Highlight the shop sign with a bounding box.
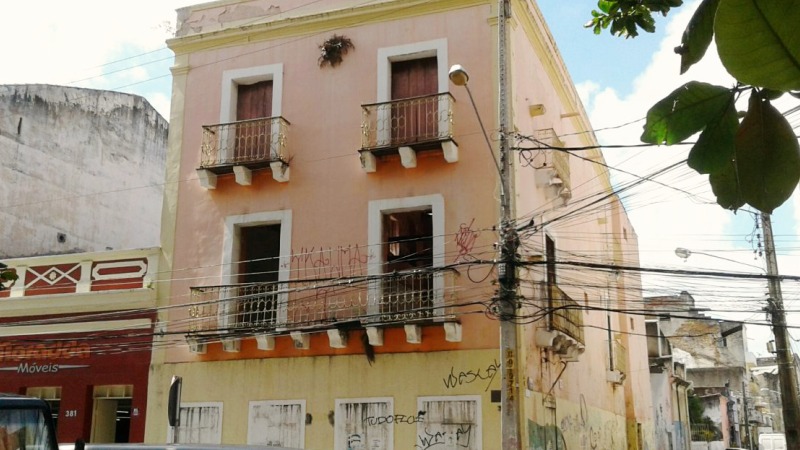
[0,341,91,374]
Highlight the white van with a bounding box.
[758,433,787,450]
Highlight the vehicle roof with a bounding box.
[0,393,50,408]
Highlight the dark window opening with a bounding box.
[238,224,280,327]
[381,209,433,316]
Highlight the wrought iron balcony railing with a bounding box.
[199,116,290,171]
[548,284,585,345]
[188,271,453,338]
[612,338,627,374]
[360,93,455,153]
[188,283,279,334]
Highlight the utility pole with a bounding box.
[497,0,521,448]
[762,213,800,448]
[742,380,753,449]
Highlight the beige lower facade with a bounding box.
[146,346,652,449]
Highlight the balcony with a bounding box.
[359,93,458,172]
[607,338,627,385]
[0,248,159,318]
[535,283,585,361]
[196,116,290,188]
[186,270,459,352]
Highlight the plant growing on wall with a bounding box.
[318,34,354,68]
[0,262,17,290]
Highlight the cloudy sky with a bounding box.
[3,0,798,356]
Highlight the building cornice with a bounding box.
[168,0,489,56]
[0,318,152,337]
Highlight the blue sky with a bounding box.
[2,0,797,356]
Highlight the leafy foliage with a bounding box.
[586,0,684,37]
[318,35,354,68]
[0,262,17,290]
[590,0,800,213]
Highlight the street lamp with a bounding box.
[674,247,764,272]
[448,65,503,183]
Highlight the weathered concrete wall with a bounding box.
[0,84,167,258]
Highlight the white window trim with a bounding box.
[170,401,224,445]
[367,194,445,318]
[222,210,292,325]
[417,395,482,450]
[376,38,448,102]
[247,399,306,447]
[220,63,284,123]
[376,39,449,147]
[334,397,394,450]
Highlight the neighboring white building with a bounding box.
[0,84,168,258]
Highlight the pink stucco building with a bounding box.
[146,1,654,448]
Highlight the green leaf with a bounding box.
[688,96,738,174]
[678,0,720,74]
[709,160,745,211]
[598,0,615,14]
[715,0,800,91]
[761,89,784,100]
[641,81,734,145]
[735,94,800,213]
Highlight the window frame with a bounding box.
[220,64,284,124]
[376,39,449,146]
[367,194,445,319]
[222,210,292,326]
[247,399,306,448]
[416,395,482,450]
[333,397,394,450]
[171,402,224,445]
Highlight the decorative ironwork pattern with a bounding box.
[361,93,454,150]
[188,272,455,336]
[379,271,434,322]
[613,339,627,374]
[189,283,279,333]
[548,284,585,345]
[200,116,289,168]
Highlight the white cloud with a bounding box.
[2,0,192,118]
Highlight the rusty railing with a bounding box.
[361,93,454,150]
[188,283,279,333]
[548,284,585,345]
[200,116,289,168]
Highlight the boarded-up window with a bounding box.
[391,57,438,144]
[416,396,480,450]
[334,398,393,450]
[174,403,223,444]
[235,80,273,162]
[247,400,304,448]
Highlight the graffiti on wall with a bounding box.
[442,359,500,391]
[528,395,627,450]
[528,421,566,450]
[416,424,474,450]
[286,245,374,279]
[282,244,375,314]
[453,219,480,263]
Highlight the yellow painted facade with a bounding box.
[148,349,501,448]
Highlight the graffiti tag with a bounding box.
[443,359,500,391]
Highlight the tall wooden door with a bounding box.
[390,57,437,145]
[235,80,273,163]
